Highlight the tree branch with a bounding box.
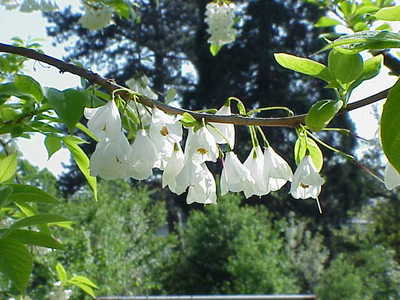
[0,42,390,128]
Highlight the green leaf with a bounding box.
[210,44,221,56]
[14,74,43,103]
[68,279,96,298]
[305,100,343,132]
[165,88,177,103]
[0,238,32,291]
[0,153,17,183]
[375,6,400,21]
[294,135,323,171]
[0,185,12,206]
[63,136,97,200]
[274,53,332,82]
[180,112,197,127]
[69,275,98,288]
[7,184,58,204]
[315,16,341,27]
[4,214,69,237]
[46,88,88,131]
[56,263,68,283]
[44,135,62,159]
[381,80,400,173]
[3,229,63,249]
[328,50,363,84]
[321,31,400,54]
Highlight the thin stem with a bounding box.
[247,106,294,117]
[255,126,270,147]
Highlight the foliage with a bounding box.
[160,195,300,294]
[31,180,173,298]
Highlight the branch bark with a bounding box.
[0,42,390,128]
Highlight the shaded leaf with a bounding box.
[14,74,43,103]
[7,184,58,204]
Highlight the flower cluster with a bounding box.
[205,1,236,47]
[1,0,57,12]
[78,3,113,30]
[86,99,326,205]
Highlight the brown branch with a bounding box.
[0,42,390,128]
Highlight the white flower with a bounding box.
[209,104,235,148]
[243,146,269,197]
[90,133,131,180]
[162,143,185,193]
[290,156,324,199]
[128,129,158,180]
[264,146,293,191]
[384,162,400,190]
[220,151,255,196]
[185,126,219,163]
[126,75,158,100]
[150,107,183,169]
[186,163,217,205]
[84,100,121,139]
[174,158,204,195]
[205,2,236,47]
[79,4,113,30]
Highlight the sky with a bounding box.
[0,2,398,176]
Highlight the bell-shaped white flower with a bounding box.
[384,162,400,190]
[186,163,217,205]
[126,75,158,100]
[264,146,293,191]
[205,2,236,47]
[128,129,158,180]
[174,158,204,195]
[209,104,235,148]
[90,133,131,180]
[84,100,121,139]
[185,126,219,163]
[150,107,183,169]
[243,146,269,198]
[79,4,113,30]
[162,143,185,193]
[290,155,324,199]
[220,151,255,196]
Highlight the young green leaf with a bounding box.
[315,16,341,27]
[328,50,363,84]
[375,6,400,21]
[0,153,17,183]
[46,88,88,131]
[0,238,33,292]
[69,275,98,288]
[305,99,343,132]
[294,135,323,171]
[63,136,97,200]
[210,44,221,56]
[56,263,68,283]
[14,74,43,103]
[44,135,62,159]
[381,80,400,173]
[274,53,332,82]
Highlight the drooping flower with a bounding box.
[290,155,324,199]
[264,146,293,191]
[185,126,219,163]
[186,163,217,205]
[174,158,204,195]
[209,104,235,148]
[220,151,255,196]
[128,129,158,180]
[90,133,131,180]
[384,162,400,190]
[84,100,122,139]
[243,146,269,198]
[79,3,113,30]
[162,143,185,193]
[205,2,236,47]
[150,107,182,169]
